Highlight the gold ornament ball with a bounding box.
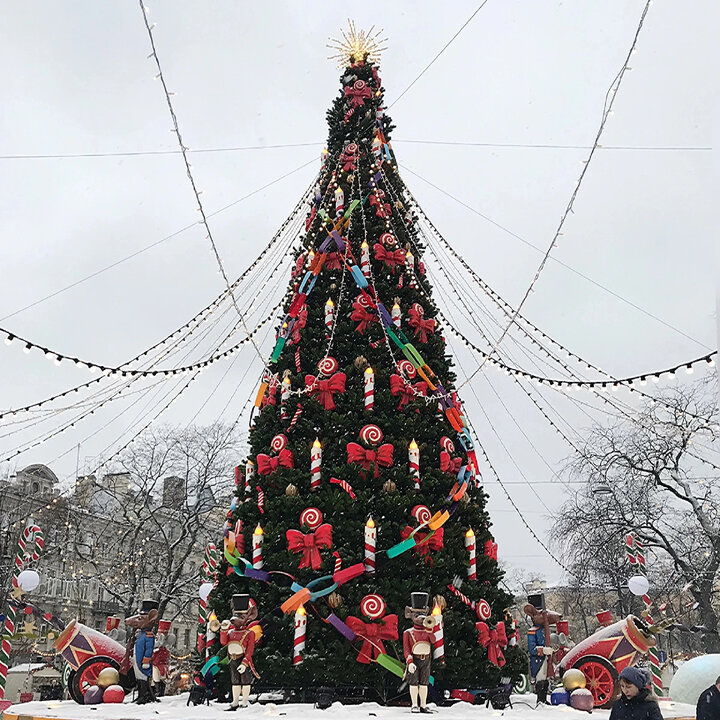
[285,484,298,497]
[562,668,587,692]
[433,594,446,612]
[328,592,343,609]
[383,479,397,493]
[96,667,121,689]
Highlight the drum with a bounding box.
[227,641,244,658]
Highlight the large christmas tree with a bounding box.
[208,27,524,695]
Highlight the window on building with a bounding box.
[183,628,190,649]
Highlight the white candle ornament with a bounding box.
[252,525,264,569]
[293,606,307,665]
[364,367,375,411]
[310,438,322,491]
[409,439,420,491]
[364,517,376,574]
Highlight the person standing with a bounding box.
[696,676,720,720]
[609,666,663,720]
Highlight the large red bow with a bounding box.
[351,303,377,334]
[476,621,507,667]
[373,244,406,270]
[408,304,436,343]
[440,451,463,474]
[304,372,346,410]
[346,442,394,478]
[389,374,428,410]
[345,615,399,663]
[286,523,333,570]
[256,448,294,475]
[305,206,316,232]
[289,306,307,344]
[324,252,343,271]
[344,81,372,108]
[401,526,444,563]
[484,540,498,561]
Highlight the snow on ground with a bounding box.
[2,695,697,720]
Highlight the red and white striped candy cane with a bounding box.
[626,532,663,696]
[294,347,301,373]
[0,524,44,700]
[256,485,265,515]
[287,403,303,433]
[333,551,342,574]
[330,477,356,500]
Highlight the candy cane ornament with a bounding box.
[364,517,376,574]
[293,606,307,665]
[0,524,44,700]
[330,477,356,500]
[310,438,322,491]
[363,367,375,411]
[408,439,420,490]
[465,528,477,580]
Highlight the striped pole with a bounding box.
[197,543,218,656]
[0,524,44,700]
[626,532,663,696]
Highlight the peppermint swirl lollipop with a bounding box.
[345,142,359,154]
[397,360,417,379]
[271,434,288,452]
[360,594,386,619]
[317,356,339,376]
[475,599,491,620]
[379,232,396,246]
[355,293,373,308]
[353,80,367,91]
[440,436,455,454]
[411,505,432,525]
[299,507,323,530]
[359,424,383,446]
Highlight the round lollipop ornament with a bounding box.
[271,433,289,453]
[440,436,455,453]
[300,507,324,530]
[379,232,396,246]
[317,356,339,376]
[397,359,417,379]
[360,594,387,619]
[359,424,383,446]
[475,599,491,620]
[411,505,432,525]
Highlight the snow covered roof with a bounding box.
[8,662,46,673]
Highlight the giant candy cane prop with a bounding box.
[197,543,218,656]
[626,532,663,696]
[0,524,44,700]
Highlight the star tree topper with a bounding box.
[327,21,387,68]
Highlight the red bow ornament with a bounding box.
[484,540,498,561]
[340,143,358,172]
[344,79,372,108]
[351,296,377,334]
[476,621,507,667]
[289,305,307,344]
[345,615,399,663]
[292,253,306,277]
[439,451,463,474]
[256,448,294,476]
[262,378,278,408]
[286,523,333,570]
[305,206,316,232]
[304,372,346,411]
[373,244,406,270]
[400,526,444,564]
[346,442,394,478]
[389,374,428,410]
[408,303,436,343]
[324,252,344,271]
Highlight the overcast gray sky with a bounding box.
[1,1,716,583]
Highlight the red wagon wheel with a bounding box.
[573,654,619,709]
[71,656,123,704]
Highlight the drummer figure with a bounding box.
[219,593,260,711]
[403,591,437,713]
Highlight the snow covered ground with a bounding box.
[1,695,697,720]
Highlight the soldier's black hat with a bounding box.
[140,599,159,613]
[231,593,250,612]
[527,593,545,610]
[410,592,430,611]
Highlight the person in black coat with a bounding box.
[696,676,720,720]
[609,666,663,720]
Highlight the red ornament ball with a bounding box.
[102,684,125,703]
[23,606,33,615]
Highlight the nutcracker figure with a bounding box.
[126,598,160,704]
[152,619,174,697]
[524,594,562,705]
[403,591,437,713]
[220,594,260,711]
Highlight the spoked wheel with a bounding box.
[513,674,530,694]
[71,656,122,704]
[573,655,619,709]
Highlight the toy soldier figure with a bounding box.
[126,598,159,705]
[220,593,260,711]
[524,594,562,705]
[152,619,174,697]
[403,592,437,713]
